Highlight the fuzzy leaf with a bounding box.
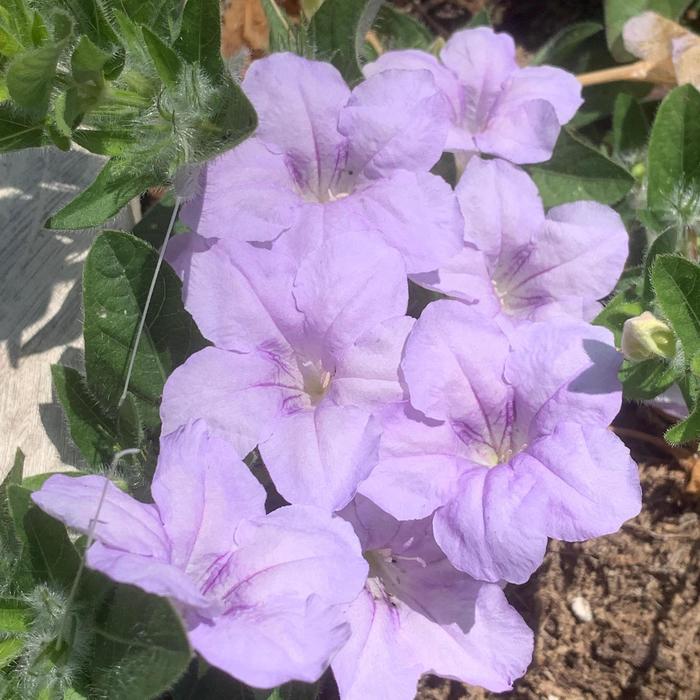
[0,103,46,151]
[51,365,123,468]
[643,228,677,302]
[619,358,678,400]
[0,598,29,633]
[652,255,700,367]
[46,158,158,230]
[82,230,206,427]
[6,40,63,114]
[142,25,181,86]
[594,288,645,345]
[310,0,383,84]
[532,21,603,67]
[174,0,223,80]
[665,400,700,444]
[527,127,634,207]
[372,5,433,52]
[90,584,191,700]
[646,84,700,222]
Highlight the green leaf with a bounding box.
[310,0,383,84]
[0,0,32,54]
[90,584,191,700]
[0,6,24,57]
[109,0,182,43]
[527,128,635,207]
[174,0,223,80]
[82,230,206,427]
[7,485,80,589]
[373,5,433,51]
[646,84,700,222]
[51,365,123,468]
[593,288,645,345]
[6,41,63,114]
[665,401,700,443]
[71,35,110,83]
[0,637,24,667]
[652,255,700,367]
[604,0,694,61]
[620,358,678,400]
[532,21,603,66]
[131,191,181,247]
[261,0,299,53]
[612,93,650,157]
[467,8,491,27]
[46,158,158,230]
[642,228,677,302]
[142,25,181,87]
[0,598,29,633]
[0,102,45,152]
[71,127,133,157]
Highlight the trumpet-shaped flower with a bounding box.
[332,496,533,700]
[413,158,629,321]
[181,52,463,273]
[161,232,413,512]
[359,301,641,584]
[364,27,582,165]
[32,421,368,688]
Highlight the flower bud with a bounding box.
[621,312,676,361]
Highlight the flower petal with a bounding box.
[339,68,450,178]
[259,402,381,511]
[525,423,641,541]
[505,319,623,437]
[242,53,350,197]
[161,347,295,457]
[151,421,267,573]
[433,462,549,583]
[180,139,302,243]
[335,171,463,274]
[330,316,414,409]
[32,475,168,558]
[293,231,408,364]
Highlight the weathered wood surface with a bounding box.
[0,148,134,480]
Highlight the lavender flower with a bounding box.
[332,496,533,699]
[359,301,641,584]
[413,158,629,321]
[32,421,368,688]
[364,27,582,166]
[161,232,413,511]
[181,52,463,273]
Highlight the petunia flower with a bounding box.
[32,421,368,688]
[181,52,463,274]
[359,301,641,584]
[331,496,533,700]
[364,27,582,166]
[161,231,413,512]
[412,157,629,322]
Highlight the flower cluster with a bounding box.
[33,28,641,699]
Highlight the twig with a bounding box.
[366,30,384,56]
[611,426,692,460]
[577,59,670,86]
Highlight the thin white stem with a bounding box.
[117,196,182,409]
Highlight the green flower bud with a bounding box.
[621,312,676,361]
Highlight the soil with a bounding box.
[418,404,700,700]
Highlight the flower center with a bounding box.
[299,359,332,405]
[363,547,426,602]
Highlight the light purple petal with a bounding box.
[293,232,408,364]
[495,65,582,125]
[503,201,629,312]
[525,423,641,541]
[475,99,561,164]
[439,28,518,131]
[242,53,350,198]
[259,401,381,511]
[31,475,168,558]
[86,542,209,610]
[334,170,463,274]
[161,347,294,457]
[362,49,463,120]
[433,463,549,583]
[456,157,545,264]
[505,319,622,437]
[358,402,468,520]
[180,138,302,243]
[339,69,450,179]
[190,595,350,688]
[329,316,414,409]
[401,300,510,424]
[169,236,303,353]
[151,421,266,574]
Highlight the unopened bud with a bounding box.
[621,312,676,361]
